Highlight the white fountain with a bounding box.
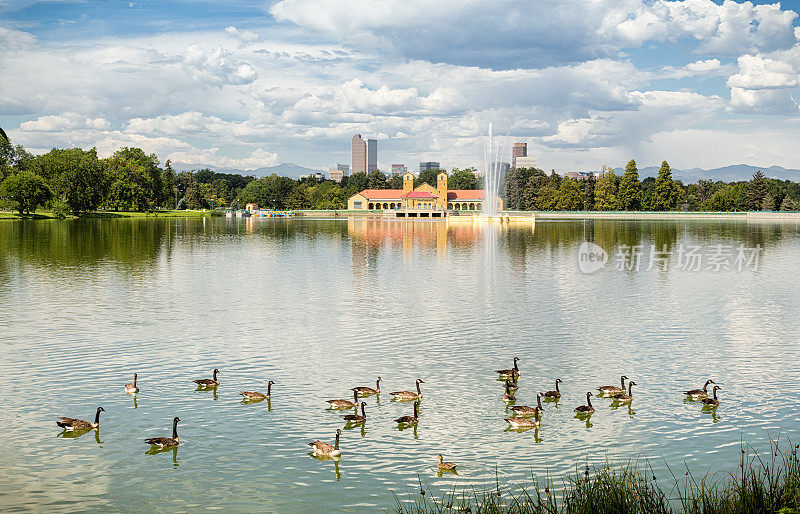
[449,123,533,224]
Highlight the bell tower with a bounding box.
[402,172,414,193]
[437,171,448,209]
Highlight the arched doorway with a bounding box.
[469,203,475,210]
[368,203,374,209]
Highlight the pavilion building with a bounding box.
[347,171,501,212]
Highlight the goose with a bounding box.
[597,376,627,395]
[352,377,381,395]
[611,381,636,403]
[496,357,520,378]
[193,368,220,387]
[575,392,595,414]
[684,379,715,399]
[503,381,516,402]
[436,454,457,471]
[240,380,274,401]
[544,379,562,399]
[57,407,104,431]
[511,393,544,416]
[701,386,721,407]
[343,402,367,423]
[394,401,419,425]
[327,389,359,409]
[144,417,180,448]
[505,408,541,428]
[308,429,341,456]
[390,379,424,400]
[124,373,139,394]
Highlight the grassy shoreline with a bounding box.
[396,439,800,514]
[0,209,210,220]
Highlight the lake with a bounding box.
[1,216,799,512]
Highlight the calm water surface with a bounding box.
[1,217,799,512]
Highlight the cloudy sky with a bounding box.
[1,0,800,172]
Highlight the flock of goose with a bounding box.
[494,358,721,431]
[55,360,721,473]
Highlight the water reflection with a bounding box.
[309,454,342,481]
[146,445,180,468]
[2,217,800,511]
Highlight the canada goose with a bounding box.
[240,380,274,401]
[145,417,181,448]
[437,454,457,471]
[684,379,715,399]
[124,373,139,394]
[394,401,419,425]
[308,429,341,456]
[57,407,104,431]
[611,381,637,403]
[511,393,544,416]
[343,402,367,423]
[390,379,424,400]
[505,408,541,428]
[575,392,595,413]
[496,357,520,378]
[701,386,721,407]
[544,379,562,399]
[597,376,627,395]
[352,377,381,395]
[503,381,516,402]
[193,368,220,387]
[327,389,359,409]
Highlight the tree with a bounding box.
[556,178,583,210]
[286,184,311,209]
[1,138,32,183]
[535,185,559,210]
[780,195,799,211]
[583,173,596,210]
[448,169,478,189]
[388,175,403,189]
[366,170,388,189]
[617,159,642,210]
[346,172,368,193]
[762,193,775,211]
[29,148,106,213]
[747,170,768,211]
[104,147,163,211]
[415,168,439,188]
[0,171,52,214]
[652,161,678,211]
[162,159,177,209]
[521,171,548,210]
[594,166,618,210]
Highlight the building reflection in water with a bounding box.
[347,218,535,277]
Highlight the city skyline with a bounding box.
[1,1,800,173]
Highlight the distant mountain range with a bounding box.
[172,161,800,183]
[613,164,800,182]
[171,162,323,179]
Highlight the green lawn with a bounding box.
[0,210,211,220]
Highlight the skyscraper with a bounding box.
[419,161,440,172]
[352,134,366,174]
[512,142,527,169]
[366,139,378,172]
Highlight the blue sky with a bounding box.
[1,0,799,171]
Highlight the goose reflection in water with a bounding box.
[146,445,180,468]
[309,453,341,481]
[195,385,219,400]
[57,429,103,445]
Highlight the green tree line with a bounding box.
[505,160,800,212]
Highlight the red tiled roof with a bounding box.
[402,191,438,199]
[447,190,485,200]
[356,189,405,199]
